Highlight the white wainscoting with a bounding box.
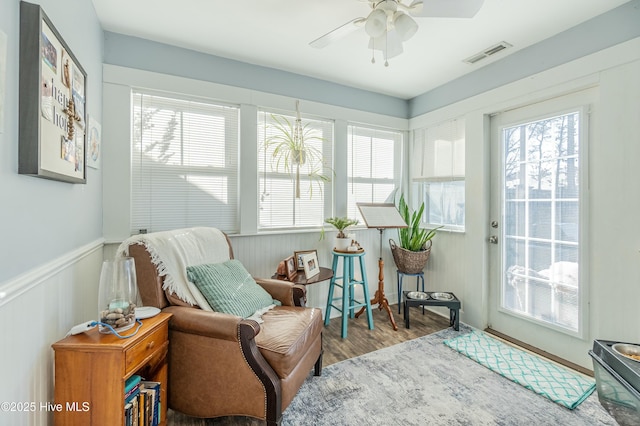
[106,228,418,318]
[229,229,399,318]
[104,227,461,323]
[230,228,458,321]
[0,240,104,426]
[421,231,467,318]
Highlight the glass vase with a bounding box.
[98,257,138,334]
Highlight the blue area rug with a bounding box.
[169,325,613,425]
[280,325,612,425]
[444,330,595,410]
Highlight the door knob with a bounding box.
[489,235,498,244]
[491,221,499,228]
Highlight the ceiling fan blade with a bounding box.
[310,18,366,49]
[411,0,484,18]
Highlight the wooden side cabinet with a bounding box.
[52,312,171,425]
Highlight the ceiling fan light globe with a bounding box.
[394,12,418,41]
[379,0,398,13]
[368,36,383,52]
[368,32,404,58]
[385,30,404,58]
[365,9,387,38]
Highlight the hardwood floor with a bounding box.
[168,303,451,425]
[322,302,450,365]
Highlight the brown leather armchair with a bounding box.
[124,234,323,425]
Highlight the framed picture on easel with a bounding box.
[294,249,317,271]
[18,1,87,183]
[284,255,297,281]
[302,252,320,279]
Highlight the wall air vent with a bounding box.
[463,41,513,65]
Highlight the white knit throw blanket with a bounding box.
[116,227,231,310]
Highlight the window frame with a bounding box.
[346,124,404,224]
[413,179,466,232]
[411,118,466,232]
[257,108,334,231]
[130,89,241,234]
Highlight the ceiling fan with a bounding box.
[310,0,484,66]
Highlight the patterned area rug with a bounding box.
[443,330,595,410]
[281,325,614,426]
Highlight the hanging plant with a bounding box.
[264,101,332,198]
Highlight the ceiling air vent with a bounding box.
[463,41,512,65]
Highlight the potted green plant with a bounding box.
[264,101,332,199]
[390,194,442,274]
[324,217,359,251]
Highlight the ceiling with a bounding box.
[91,0,629,100]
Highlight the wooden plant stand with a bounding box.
[355,232,398,331]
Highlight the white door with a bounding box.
[488,90,592,363]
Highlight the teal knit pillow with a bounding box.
[186,260,276,318]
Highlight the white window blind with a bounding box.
[131,92,239,234]
[412,118,465,182]
[412,118,465,229]
[258,110,333,229]
[347,125,402,222]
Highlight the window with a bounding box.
[411,118,465,231]
[258,110,333,229]
[131,91,239,234]
[347,125,402,222]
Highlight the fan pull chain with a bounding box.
[384,30,389,67]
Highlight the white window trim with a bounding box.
[102,65,408,241]
[410,117,466,232]
[130,90,241,234]
[257,108,335,231]
[346,123,404,226]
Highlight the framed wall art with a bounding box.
[19,1,87,183]
[87,115,101,169]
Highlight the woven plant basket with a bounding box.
[389,239,432,274]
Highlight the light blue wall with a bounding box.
[103,31,409,118]
[102,1,640,120]
[0,0,638,284]
[0,0,103,282]
[408,0,640,116]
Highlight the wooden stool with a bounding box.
[324,250,374,338]
[396,270,425,313]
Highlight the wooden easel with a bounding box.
[355,203,407,331]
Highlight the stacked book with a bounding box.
[124,375,161,426]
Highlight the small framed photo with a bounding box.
[302,252,320,279]
[284,255,297,281]
[294,249,318,271]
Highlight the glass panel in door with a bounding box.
[501,112,580,332]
